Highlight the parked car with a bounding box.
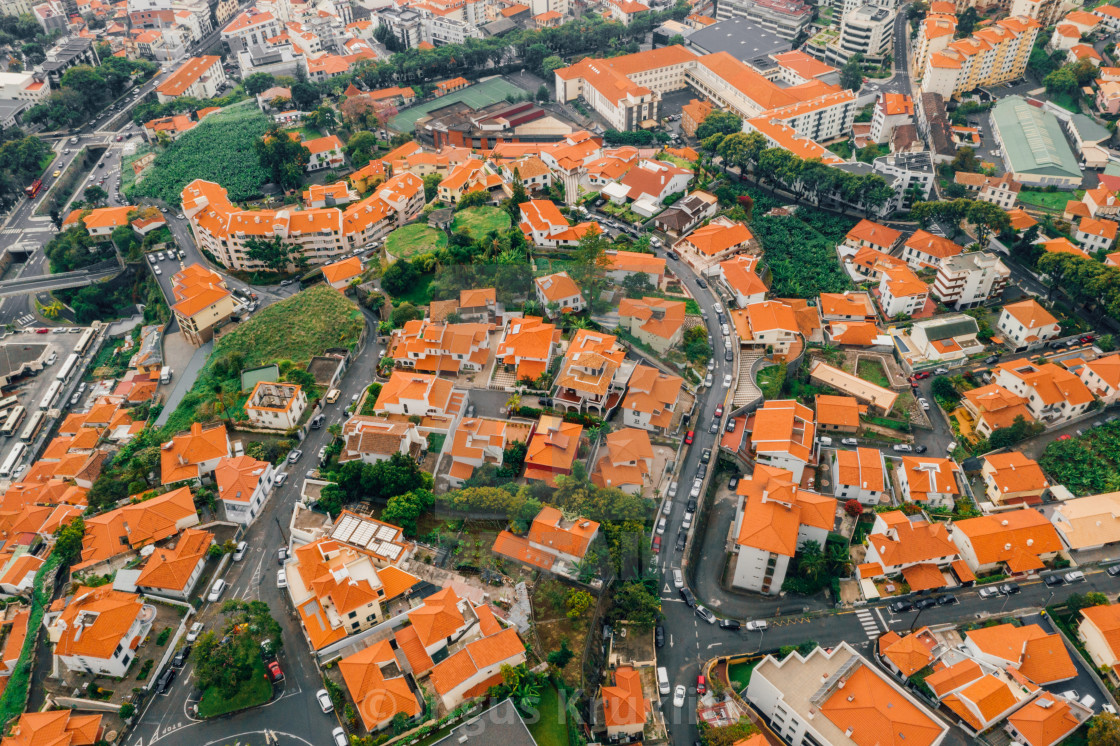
[684,430,694,445]
[936,594,958,606]
[672,685,686,708]
[277,570,288,588]
[914,598,937,610]
[690,479,703,498]
[1044,574,1065,587]
[725,419,736,433]
[745,620,768,631]
[709,421,720,434]
[207,579,225,602]
[232,541,247,561]
[722,374,733,388]
[668,482,678,499]
[701,449,711,464]
[718,619,741,631]
[914,445,928,454]
[1080,335,1095,344]
[918,398,931,410]
[673,568,684,588]
[316,689,334,713]
[655,625,665,648]
[287,449,302,463]
[696,278,707,289]
[657,517,667,535]
[978,586,1001,599]
[332,728,348,746]
[934,367,949,375]
[985,355,1000,364]
[156,667,176,694]
[186,622,204,642]
[695,464,707,481]
[267,661,284,682]
[1064,570,1086,583]
[679,587,696,607]
[888,601,913,613]
[652,535,661,554]
[675,531,687,552]
[892,444,914,452]
[728,475,740,489]
[998,582,1021,595]
[1108,564,1120,577]
[695,605,716,624]
[172,645,191,668]
[696,675,707,694]
[714,405,724,418]
[841,437,858,446]
[278,547,288,564]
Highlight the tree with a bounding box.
[381,259,419,296]
[695,110,743,141]
[317,483,346,518]
[840,55,863,91]
[506,168,529,219]
[1066,592,1110,614]
[391,301,423,326]
[565,589,593,618]
[931,375,959,403]
[966,199,1011,246]
[698,720,759,746]
[546,639,574,669]
[844,499,862,516]
[244,235,300,272]
[1089,712,1120,746]
[243,72,276,96]
[381,489,434,536]
[620,271,654,298]
[422,173,441,202]
[82,184,108,206]
[255,125,310,191]
[570,224,610,310]
[956,6,978,36]
[608,580,660,630]
[1044,65,1079,95]
[54,516,85,565]
[290,81,319,110]
[536,84,550,103]
[950,146,981,174]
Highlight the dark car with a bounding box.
[655,625,665,647]
[680,587,697,607]
[725,419,736,433]
[666,251,679,260]
[156,667,176,694]
[728,475,740,489]
[888,601,913,613]
[686,498,698,512]
[709,421,720,434]
[1044,574,1065,587]
[675,531,687,551]
[716,313,726,324]
[696,278,708,288]
[936,594,958,606]
[172,645,192,668]
[701,449,712,464]
[696,464,707,480]
[914,445,928,454]
[1108,565,1120,577]
[724,350,733,362]
[914,598,937,610]
[985,355,1000,364]
[718,619,741,630]
[999,583,1021,595]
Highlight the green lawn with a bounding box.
[391,272,435,306]
[1018,188,1084,212]
[197,658,272,718]
[385,224,449,260]
[727,659,760,692]
[287,125,324,141]
[827,140,853,159]
[856,359,890,388]
[527,684,570,746]
[451,206,510,239]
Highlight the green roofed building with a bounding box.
[990,96,1081,189]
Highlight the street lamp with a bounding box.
[756,628,766,654]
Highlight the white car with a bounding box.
[672,685,686,708]
[722,374,732,388]
[186,622,204,642]
[673,568,684,588]
[275,471,288,486]
[207,579,225,602]
[154,266,162,275]
[918,398,931,410]
[316,689,334,713]
[147,254,157,264]
[277,570,288,589]
[331,727,348,746]
[657,517,667,535]
[745,620,769,631]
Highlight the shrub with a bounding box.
[844,499,862,517]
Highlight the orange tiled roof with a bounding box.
[76,487,198,570]
[1007,695,1083,746]
[160,422,228,483]
[983,452,1048,496]
[735,464,835,556]
[602,666,646,727]
[1,710,103,746]
[429,627,524,695]
[135,528,212,590]
[818,662,945,746]
[53,586,143,660]
[952,509,1062,571]
[868,512,957,568]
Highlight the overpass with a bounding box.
[0,265,123,298]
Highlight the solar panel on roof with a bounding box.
[378,542,402,560]
[376,525,397,542]
[332,515,359,542]
[351,522,376,547]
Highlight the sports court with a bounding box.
[390,77,526,132]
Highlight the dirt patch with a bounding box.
[529,579,590,687]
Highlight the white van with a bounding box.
[817,436,832,447]
[657,667,670,695]
[233,541,247,561]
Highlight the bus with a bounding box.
[18,410,45,442]
[24,179,42,199]
[39,380,62,410]
[0,396,18,414]
[74,327,96,356]
[0,443,26,479]
[1,406,26,437]
[56,353,79,382]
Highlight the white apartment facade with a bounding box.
[932,252,1010,310]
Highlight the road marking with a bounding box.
[855,608,881,640]
[706,642,722,649]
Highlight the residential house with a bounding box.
[554,330,631,415]
[322,256,363,290]
[244,382,307,431]
[170,264,236,345]
[1006,694,1091,746]
[429,626,527,710]
[674,217,755,274]
[495,316,558,384]
[74,487,200,573]
[600,666,648,741]
[963,623,1077,686]
[952,172,1021,209]
[896,457,961,510]
[834,447,886,506]
[732,300,801,357]
[0,711,104,746]
[962,384,1037,439]
[932,252,1010,310]
[446,417,533,488]
[808,361,898,415]
[994,361,1095,424]
[492,506,600,573]
[652,189,718,235]
[1074,216,1118,252]
[949,509,1063,574]
[877,627,939,679]
[522,415,583,486]
[339,416,427,464]
[135,528,213,600]
[374,371,464,424]
[62,205,135,240]
[618,297,686,354]
[303,135,346,171]
[719,254,767,307]
[902,230,964,269]
[1078,604,1120,681]
[215,455,274,525]
[982,452,1048,508]
[338,639,421,731]
[731,464,836,595]
[1079,353,1120,404]
[904,314,984,369]
[519,199,602,249]
[605,250,667,289]
[46,587,154,677]
[997,299,1061,351]
[818,292,876,323]
[156,55,225,102]
[862,511,960,584]
[1051,492,1120,553]
[389,320,492,374]
[602,159,692,215]
[621,365,683,435]
[458,288,498,322]
[746,643,948,746]
[815,394,866,434]
[879,262,929,318]
[534,272,585,315]
[748,400,816,483]
[160,422,230,484]
[844,219,902,254]
[500,156,552,194]
[592,427,654,495]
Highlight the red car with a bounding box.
[267,661,284,682]
[714,405,724,418]
[1057,434,1072,440]
[652,535,661,554]
[696,675,706,695]
[34,328,48,334]
[684,430,694,445]
[1080,335,1095,344]
[915,371,932,380]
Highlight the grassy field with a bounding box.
[1018,189,1084,212]
[161,285,364,434]
[527,684,571,746]
[385,224,449,260]
[287,125,324,141]
[451,206,510,239]
[727,659,760,692]
[857,359,890,388]
[198,658,272,718]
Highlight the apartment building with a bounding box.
[713,0,813,39]
[869,92,914,143]
[914,13,957,77]
[902,230,964,269]
[1079,353,1120,404]
[996,299,1060,350]
[222,8,281,47]
[170,264,236,345]
[921,16,1041,100]
[832,4,895,65]
[181,174,424,271]
[156,56,226,103]
[931,251,1009,310]
[749,400,816,482]
[732,464,835,594]
[879,263,929,318]
[994,360,1094,423]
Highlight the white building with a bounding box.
[931,251,1009,310]
[244,381,308,431]
[994,360,1095,424]
[47,588,155,678]
[833,447,886,506]
[215,455,275,525]
[996,299,1060,351]
[156,55,226,103]
[869,92,913,144]
[1079,353,1120,405]
[830,4,895,65]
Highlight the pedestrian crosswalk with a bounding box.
[855,608,882,640]
[15,314,34,327]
